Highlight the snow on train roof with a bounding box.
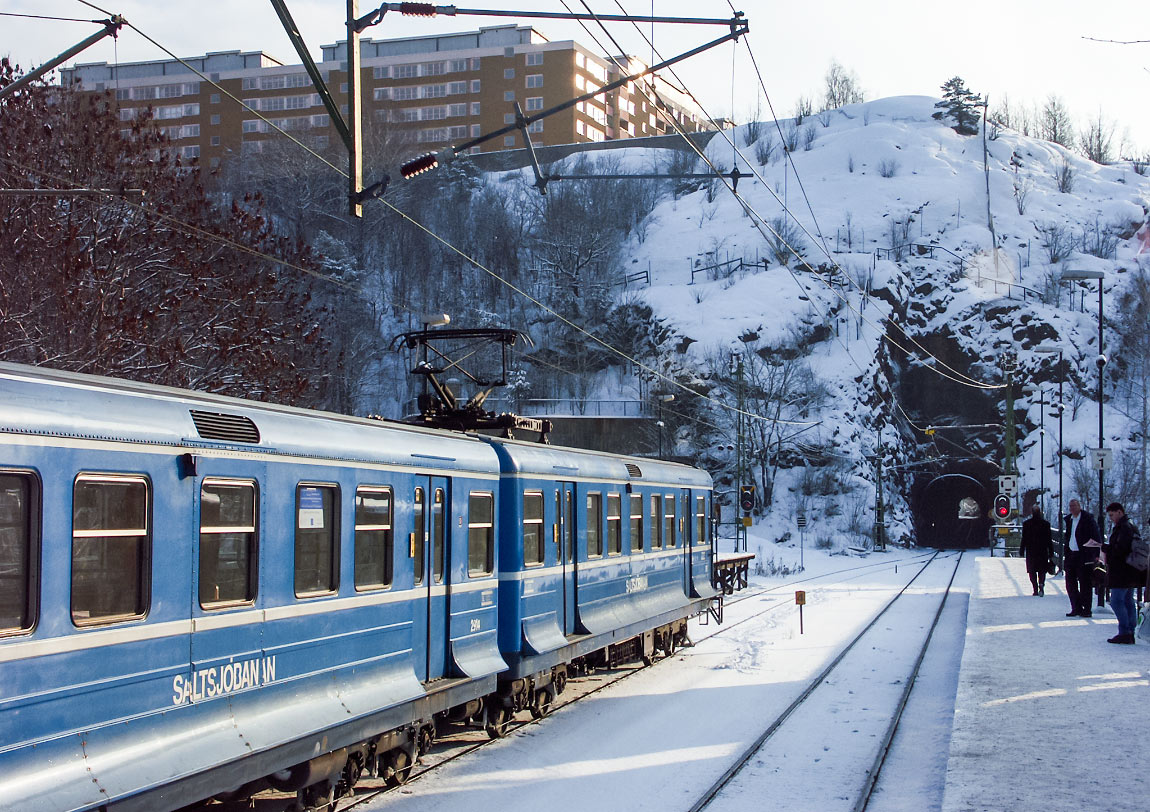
[483,434,712,488]
[0,362,498,472]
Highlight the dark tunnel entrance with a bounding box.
[912,462,998,549]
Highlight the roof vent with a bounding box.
[190,410,261,444]
[625,463,643,478]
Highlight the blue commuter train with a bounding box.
[0,362,715,811]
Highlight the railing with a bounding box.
[975,277,1045,302]
[875,242,966,271]
[520,398,649,418]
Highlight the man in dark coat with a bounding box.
[1063,498,1102,617]
[1102,503,1141,644]
[1019,505,1053,596]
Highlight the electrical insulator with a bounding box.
[401,153,439,179]
[400,3,437,16]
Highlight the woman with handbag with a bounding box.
[1020,505,1054,596]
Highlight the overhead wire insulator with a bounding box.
[401,153,439,179]
[399,2,437,16]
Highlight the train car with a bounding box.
[0,362,716,811]
[481,438,715,729]
[0,362,506,811]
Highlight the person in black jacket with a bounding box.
[1102,503,1140,644]
[1063,499,1102,617]
[1019,505,1053,596]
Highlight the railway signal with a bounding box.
[739,485,755,514]
[994,493,1011,521]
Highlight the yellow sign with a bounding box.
[795,590,806,606]
[742,516,752,527]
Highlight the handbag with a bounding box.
[1047,559,1056,576]
[1090,561,1108,588]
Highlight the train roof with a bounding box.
[0,362,498,473]
[483,434,712,489]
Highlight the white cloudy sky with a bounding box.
[3,0,1147,152]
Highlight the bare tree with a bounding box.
[793,95,814,124]
[822,60,865,110]
[1078,109,1116,164]
[1040,95,1076,148]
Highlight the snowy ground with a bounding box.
[356,546,1149,812]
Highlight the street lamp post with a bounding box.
[1035,344,1065,528]
[1060,270,1106,528]
[656,394,674,458]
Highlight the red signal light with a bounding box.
[994,494,1010,519]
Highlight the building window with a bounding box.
[422,84,446,98]
[294,484,338,596]
[393,86,418,101]
[504,68,515,80]
[471,58,481,70]
[525,96,544,111]
[526,52,543,66]
[448,103,467,117]
[504,113,515,124]
[470,79,481,93]
[422,61,445,76]
[526,74,543,88]
[528,120,542,133]
[210,114,220,125]
[210,135,221,146]
[504,90,515,102]
[468,493,494,576]
[523,491,544,566]
[210,93,221,104]
[373,65,390,79]
[586,493,602,557]
[71,475,150,625]
[373,87,390,100]
[448,81,468,94]
[470,102,481,115]
[395,64,418,79]
[630,494,644,552]
[504,135,516,146]
[0,473,38,634]
[504,47,515,58]
[472,124,482,137]
[450,59,468,72]
[448,125,468,138]
[354,487,393,590]
[242,77,258,90]
[199,480,257,608]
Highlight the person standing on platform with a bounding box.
[1102,503,1139,644]
[1063,499,1102,617]
[1020,505,1053,596]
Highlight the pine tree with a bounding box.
[932,77,982,136]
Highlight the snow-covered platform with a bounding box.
[943,555,1148,812]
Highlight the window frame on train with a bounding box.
[0,470,40,636]
[586,491,602,558]
[71,473,151,626]
[523,490,545,567]
[294,483,340,598]
[695,496,707,546]
[650,494,662,550]
[663,495,677,547]
[354,485,394,591]
[629,493,644,553]
[606,493,622,556]
[467,491,494,577]
[199,478,259,609]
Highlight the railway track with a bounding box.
[208,550,950,812]
[687,551,963,812]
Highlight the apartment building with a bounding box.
[60,25,712,170]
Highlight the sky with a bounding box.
[3,0,1147,153]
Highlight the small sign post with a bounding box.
[795,590,806,634]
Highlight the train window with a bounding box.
[0,473,38,634]
[586,493,602,557]
[629,494,643,552]
[523,491,544,566]
[199,480,257,608]
[413,488,425,585]
[71,475,150,625]
[696,496,706,545]
[606,494,622,556]
[650,495,662,549]
[663,495,676,547]
[294,484,339,596]
[354,487,393,590]
[565,490,574,563]
[432,489,445,583]
[467,492,494,576]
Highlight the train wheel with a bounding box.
[485,705,511,738]
[418,725,435,755]
[529,689,553,719]
[297,783,335,812]
[385,749,413,788]
[553,669,568,696]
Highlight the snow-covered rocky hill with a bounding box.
[517,95,1150,558]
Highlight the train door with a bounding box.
[412,477,449,682]
[557,483,576,636]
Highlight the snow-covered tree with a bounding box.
[932,77,982,136]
